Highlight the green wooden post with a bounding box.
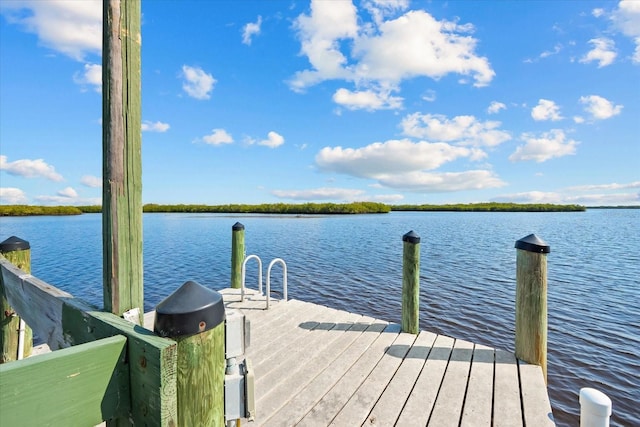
[0,236,33,362]
[102,0,143,322]
[402,231,420,334]
[515,234,550,383]
[154,281,226,426]
[231,222,245,289]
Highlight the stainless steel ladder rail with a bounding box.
[241,254,262,302]
[266,258,287,309]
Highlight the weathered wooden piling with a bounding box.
[102,0,143,322]
[154,281,226,426]
[0,236,33,362]
[402,230,421,334]
[231,222,245,289]
[515,234,550,382]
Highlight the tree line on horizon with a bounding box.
[0,202,596,217]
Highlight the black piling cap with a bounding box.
[402,230,421,244]
[515,234,550,254]
[0,236,30,252]
[154,281,225,338]
[232,222,245,231]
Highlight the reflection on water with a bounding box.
[1,209,638,426]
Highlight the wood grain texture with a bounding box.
[102,0,143,320]
[0,335,129,426]
[401,239,420,334]
[515,249,548,381]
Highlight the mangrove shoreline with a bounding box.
[0,202,600,217]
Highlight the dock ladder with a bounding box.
[241,255,287,309]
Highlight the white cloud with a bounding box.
[592,8,605,18]
[509,129,578,162]
[579,95,623,120]
[376,170,505,192]
[573,116,585,124]
[332,87,403,110]
[492,191,563,204]
[421,89,436,102]
[242,15,262,45]
[362,0,410,26]
[487,101,506,114]
[316,139,474,177]
[566,181,640,192]
[371,193,405,203]
[81,175,102,188]
[400,113,511,147]
[0,0,102,61]
[34,194,101,205]
[181,65,216,100]
[0,155,64,181]
[612,0,640,63]
[352,10,494,87]
[531,99,563,121]
[492,188,640,206]
[73,63,101,92]
[565,192,640,205]
[57,186,78,198]
[290,2,495,107]
[200,129,234,146]
[528,44,563,63]
[580,38,617,67]
[271,187,365,201]
[258,131,285,148]
[0,187,28,204]
[142,121,170,132]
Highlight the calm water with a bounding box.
[1,210,638,426]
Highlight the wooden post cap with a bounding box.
[402,230,420,244]
[0,236,30,252]
[232,222,245,231]
[154,281,225,338]
[515,234,550,253]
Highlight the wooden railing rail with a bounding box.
[0,256,179,426]
[1,335,129,425]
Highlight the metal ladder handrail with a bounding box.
[266,258,287,310]
[241,254,263,302]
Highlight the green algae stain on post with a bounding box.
[102,0,143,321]
[402,230,421,334]
[515,234,550,383]
[0,236,33,362]
[231,222,245,289]
[155,281,226,426]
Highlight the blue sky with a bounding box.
[1,0,639,206]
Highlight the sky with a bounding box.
[0,0,639,207]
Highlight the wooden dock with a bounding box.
[145,288,554,426]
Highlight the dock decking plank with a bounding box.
[519,361,555,426]
[296,324,402,427]
[254,315,374,422]
[394,334,455,426]
[460,344,495,427]
[428,339,474,427]
[254,308,362,391]
[363,330,437,426]
[494,349,524,427]
[329,331,417,426]
[260,321,388,427]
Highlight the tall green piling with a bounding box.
[102,0,143,322]
[231,222,245,289]
[402,230,421,334]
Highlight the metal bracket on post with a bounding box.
[224,309,254,424]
